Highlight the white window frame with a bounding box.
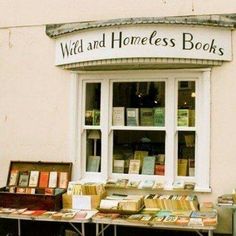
[75,69,211,192]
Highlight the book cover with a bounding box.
[155,164,165,176]
[87,155,100,172]
[113,160,125,173]
[28,170,40,187]
[93,109,100,125]
[153,107,165,126]
[178,159,188,176]
[38,171,49,188]
[128,160,141,174]
[134,150,149,167]
[85,110,93,125]
[141,156,156,175]
[177,109,189,126]
[126,108,139,126]
[58,172,69,189]
[18,171,30,187]
[8,170,19,186]
[139,179,155,189]
[112,107,125,126]
[48,171,58,188]
[140,108,153,126]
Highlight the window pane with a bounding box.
[112,81,165,126]
[85,83,101,125]
[86,129,101,172]
[177,81,195,127]
[112,130,165,175]
[177,131,195,177]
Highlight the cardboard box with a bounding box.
[63,192,106,210]
[0,161,72,211]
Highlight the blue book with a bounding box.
[141,156,156,175]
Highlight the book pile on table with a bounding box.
[0,207,89,221]
[144,194,199,211]
[217,194,234,206]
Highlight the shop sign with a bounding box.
[55,25,232,65]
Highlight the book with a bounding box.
[58,172,69,189]
[163,215,178,224]
[38,171,49,188]
[8,170,19,186]
[184,182,195,190]
[128,160,141,174]
[153,107,165,126]
[18,171,30,187]
[87,155,100,172]
[172,180,185,190]
[28,170,40,187]
[178,159,188,176]
[93,109,100,125]
[139,179,155,189]
[113,160,125,173]
[141,156,156,175]
[177,109,189,126]
[85,110,93,125]
[188,159,195,176]
[112,107,125,126]
[155,164,165,176]
[126,108,139,126]
[127,180,141,188]
[48,171,58,188]
[140,108,153,126]
[134,150,149,167]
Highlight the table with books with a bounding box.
[0,208,97,236]
[217,193,236,236]
[92,193,218,236]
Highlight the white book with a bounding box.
[28,170,40,187]
[48,171,58,188]
[112,107,125,126]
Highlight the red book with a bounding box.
[38,171,49,188]
[155,164,165,176]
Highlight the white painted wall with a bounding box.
[0,0,236,27]
[0,1,236,233]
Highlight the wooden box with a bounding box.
[0,161,72,211]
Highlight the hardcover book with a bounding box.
[87,155,100,172]
[134,150,149,167]
[58,172,69,189]
[177,159,188,176]
[155,164,165,176]
[153,107,165,126]
[28,170,40,187]
[113,160,125,173]
[112,107,125,126]
[38,171,49,188]
[141,156,156,175]
[8,170,19,186]
[48,171,58,188]
[126,108,139,126]
[140,108,153,126]
[18,171,30,187]
[128,160,141,174]
[177,109,189,126]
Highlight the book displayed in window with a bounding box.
[155,164,165,176]
[177,109,189,126]
[134,150,149,167]
[93,109,100,126]
[18,171,30,187]
[28,170,40,187]
[141,156,156,175]
[153,107,165,126]
[112,107,125,126]
[126,108,139,126]
[178,159,188,176]
[85,110,100,125]
[87,155,100,172]
[38,171,49,188]
[140,108,153,126]
[113,160,125,173]
[48,171,58,188]
[128,160,141,174]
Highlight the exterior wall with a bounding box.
[1,1,236,234]
[0,0,236,27]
